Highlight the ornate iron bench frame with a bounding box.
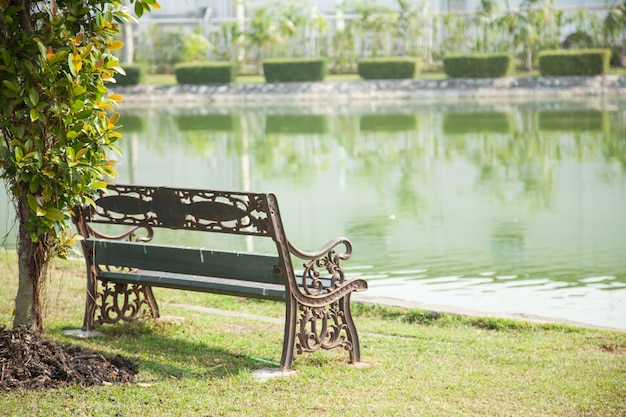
[73,184,368,370]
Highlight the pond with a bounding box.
[2,96,625,330]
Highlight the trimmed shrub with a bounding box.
[115,64,146,86]
[174,62,238,84]
[538,49,611,76]
[357,57,420,80]
[262,58,327,83]
[443,53,514,78]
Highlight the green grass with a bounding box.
[1,250,625,416]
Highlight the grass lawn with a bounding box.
[1,250,625,416]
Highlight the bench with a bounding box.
[72,184,368,370]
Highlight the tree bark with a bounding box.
[13,198,48,332]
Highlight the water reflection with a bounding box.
[2,97,624,329]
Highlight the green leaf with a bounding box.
[70,100,84,113]
[2,79,18,92]
[29,108,39,122]
[14,146,23,161]
[91,181,108,190]
[44,208,63,221]
[134,1,144,18]
[27,195,40,212]
[28,87,39,107]
[34,38,46,60]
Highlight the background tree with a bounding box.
[604,2,626,66]
[0,0,159,332]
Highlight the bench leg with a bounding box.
[340,293,361,364]
[279,296,298,370]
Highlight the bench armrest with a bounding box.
[288,237,352,262]
[288,237,365,300]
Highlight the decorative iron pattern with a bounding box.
[299,247,349,296]
[94,281,156,325]
[84,184,272,236]
[295,302,353,354]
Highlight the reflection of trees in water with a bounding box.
[438,104,626,212]
[118,100,626,212]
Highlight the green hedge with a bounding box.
[443,53,514,78]
[175,62,238,84]
[357,57,420,80]
[538,49,611,76]
[262,58,327,83]
[115,64,146,86]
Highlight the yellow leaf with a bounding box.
[109,132,122,139]
[106,40,124,50]
[46,46,54,61]
[109,112,120,124]
[75,148,88,159]
[153,2,161,10]
[69,53,82,74]
[108,93,123,102]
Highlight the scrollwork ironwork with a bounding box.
[295,302,353,354]
[84,184,271,236]
[94,281,156,326]
[300,249,348,296]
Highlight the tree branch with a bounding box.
[15,0,34,37]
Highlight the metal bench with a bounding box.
[72,184,368,370]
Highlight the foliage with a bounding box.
[443,53,515,78]
[357,57,420,80]
[538,49,611,76]
[116,64,147,86]
[435,12,469,59]
[245,0,327,71]
[262,58,326,82]
[134,24,183,74]
[174,62,239,84]
[604,2,626,66]
[0,0,159,331]
[181,30,212,62]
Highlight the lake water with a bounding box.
[1,97,625,329]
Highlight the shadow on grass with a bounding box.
[55,319,275,381]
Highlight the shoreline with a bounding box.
[352,294,624,332]
[112,75,626,104]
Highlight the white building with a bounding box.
[145,0,617,20]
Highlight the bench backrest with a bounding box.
[74,184,297,286]
[77,184,277,236]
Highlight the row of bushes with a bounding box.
[115,49,612,85]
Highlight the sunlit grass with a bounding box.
[1,250,625,417]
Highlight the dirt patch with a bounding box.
[0,326,137,391]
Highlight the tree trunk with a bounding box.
[524,46,533,71]
[13,198,48,332]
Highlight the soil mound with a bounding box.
[0,326,137,391]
